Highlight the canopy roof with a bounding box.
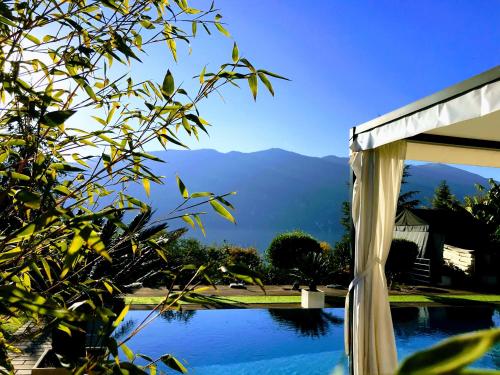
[395,208,489,250]
[395,209,429,227]
[350,66,500,167]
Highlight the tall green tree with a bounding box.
[0,0,282,372]
[431,180,459,210]
[398,165,420,210]
[464,179,500,243]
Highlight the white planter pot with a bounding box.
[301,289,325,308]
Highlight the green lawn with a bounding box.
[125,294,500,306]
[125,295,301,305]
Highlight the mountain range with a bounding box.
[127,148,491,251]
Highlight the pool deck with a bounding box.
[127,285,500,310]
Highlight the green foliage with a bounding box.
[398,165,421,210]
[0,0,285,371]
[289,251,332,291]
[226,246,263,271]
[266,231,332,290]
[386,239,419,287]
[266,231,322,270]
[464,179,500,243]
[329,201,352,285]
[432,180,459,210]
[397,328,500,375]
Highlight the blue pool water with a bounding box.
[120,306,500,374]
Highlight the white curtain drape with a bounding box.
[346,141,407,375]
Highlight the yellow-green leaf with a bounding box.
[16,190,41,209]
[176,176,189,199]
[181,215,195,228]
[232,42,239,63]
[397,328,500,375]
[160,355,187,374]
[209,199,235,223]
[121,343,134,361]
[143,178,151,197]
[162,70,175,97]
[215,22,230,37]
[258,72,274,96]
[113,304,130,328]
[248,74,257,100]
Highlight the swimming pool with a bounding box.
[120,306,500,374]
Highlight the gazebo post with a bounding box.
[348,128,357,375]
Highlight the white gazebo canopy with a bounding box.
[346,66,500,375]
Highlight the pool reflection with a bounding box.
[268,308,343,337]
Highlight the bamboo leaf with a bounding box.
[215,22,230,37]
[143,178,151,197]
[232,42,239,63]
[16,190,41,209]
[176,176,189,199]
[209,199,235,223]
[247,74,258,101]
[160,355,187,374]
[162,70,175,97]
[41,110,75,127]
[181,215,195,228]
[113,304,130,327]
[258,72,274,96]
[397,328,500,375]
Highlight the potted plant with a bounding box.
[291,251,331,308]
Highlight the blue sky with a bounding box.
[135,1,500,179]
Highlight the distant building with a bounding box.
[393,208,490,286]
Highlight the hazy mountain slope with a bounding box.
[126,149,488,251]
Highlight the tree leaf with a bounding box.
[247,74,257,101]
[397,328,500,375]
[232,42,239,63]
[113,304,130,328]
[193,214,206,236]
[143,178,151,197]
[209,199,235,223]
[160,355,187,374]
[181,215,195,228]
[162,70,175,97]
[176,176,189,199]
[41,110,75,127]
[215,22,230,37]
[16,190,41,209]
[258,72,274,96]
[121,343,134,362]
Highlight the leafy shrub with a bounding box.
[227,246,263,271]
[329,238,352,286]
[266,231,322,270]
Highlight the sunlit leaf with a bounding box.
[16,190,41,209]
[160,354,187,374]
[232,42,239,63]
[143,178,151,197]
[162,70,175,97]
[181,214,195,228]
[258,72,274,96]
[209,199,235,223]
[397,328,500,375]
[247,74,257,100]
[176,176,189,199]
